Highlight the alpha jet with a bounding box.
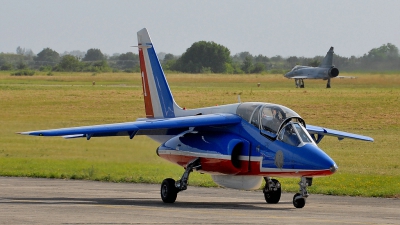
[284,47,342,88]
[19,28,373,208]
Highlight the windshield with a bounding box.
[278,122,314,147]
[237,102,303,136]
[259,104,301,134]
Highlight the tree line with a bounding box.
[1,42,399,75]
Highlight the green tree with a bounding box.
[87,60,111,72]
[35,48,60,64]
[17,61,28,70]
[55,55,82,71]
[174,41,231,73]
[116,52,138,70]
[232,52,253,63]
[286,56,298,67]
[163,53,175,62]
[251,62,266,73]
[241,56,253,73]
[308,59,320,67]
[162,53,177,71]
[16,46,25,55]
[366,43,399,60]
[254,54,269,63]
[82,48,105,61]
[0,62,13,70]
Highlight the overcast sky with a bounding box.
[1,0,400,58]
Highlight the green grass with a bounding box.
[1,71,399,198]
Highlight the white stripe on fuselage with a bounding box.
[158,149,324,173]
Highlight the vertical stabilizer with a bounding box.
[137,28,182,118]
[320,47,334,68]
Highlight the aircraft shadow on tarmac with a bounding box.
[2,197,295,211]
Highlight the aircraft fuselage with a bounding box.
[284,66,339,80]
[155,102,337,190]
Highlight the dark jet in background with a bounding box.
[284,47,348,88]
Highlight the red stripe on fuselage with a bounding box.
[139,47,154,118]
[159,153,334,177]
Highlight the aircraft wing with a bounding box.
[18,113,242,139]
[286,76,310,79]
[306,124,373,142]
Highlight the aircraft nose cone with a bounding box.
[330,163,339,173]
[293,144,338,175]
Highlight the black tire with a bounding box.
[263,179,281,204]
[293,193,306,208]
[161,178,178,203]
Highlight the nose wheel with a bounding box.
[295,79,305,88]
[292,177,312,208]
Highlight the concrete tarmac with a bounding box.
[0,177,399,224]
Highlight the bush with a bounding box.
[11,69,35,76]
[39,65,53,72]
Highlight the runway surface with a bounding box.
[0,177,399,224]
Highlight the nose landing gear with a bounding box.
[293,177,312,208]
[295,79,305,88]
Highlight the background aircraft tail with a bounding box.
[320,47,334,68]
[137,28,182,118]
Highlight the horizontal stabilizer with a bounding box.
[306,125,374,142]
[337,76,356,79]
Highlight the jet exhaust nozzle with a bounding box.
[328,67,339,78]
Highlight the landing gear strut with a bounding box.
[160,158,201,203]
[295,79,305,88]
[293,177,312,208]
[263,177,281,204]
[326,78,331,88]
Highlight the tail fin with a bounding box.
[320,47,334,68]
[137,28,181,118]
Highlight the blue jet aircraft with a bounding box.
[19,28,373,208]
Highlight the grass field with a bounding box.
[1,71,399,198]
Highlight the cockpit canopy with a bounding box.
[237,102,313,146]
[290,65,308,72]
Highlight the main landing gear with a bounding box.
[160,158,201,203]
[326,78,331,88]
[263,177,281,204]
[264,176,312,208]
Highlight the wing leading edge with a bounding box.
[306,124,374,143]
[18,113,242,140]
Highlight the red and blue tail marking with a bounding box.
[137,28,181,118]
